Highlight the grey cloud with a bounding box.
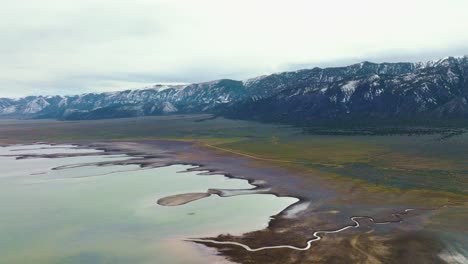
[2,0,468,97]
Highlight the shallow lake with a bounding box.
[0,144,297,264]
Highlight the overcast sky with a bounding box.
[2,0,468,97]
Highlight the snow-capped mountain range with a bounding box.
[1,56,467,122]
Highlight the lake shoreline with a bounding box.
[0,143,300,264]
[0,140,309,215]
[2,139,465,264]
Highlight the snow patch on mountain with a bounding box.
[341,80,359,102]
[1,105,17,114]
[150,84,187,92]
[23,97,50,114]
[243,75,268,86]
[162,102,177,113]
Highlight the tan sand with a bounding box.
[157,192,211,206]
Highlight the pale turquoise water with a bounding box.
[0,145,297,264]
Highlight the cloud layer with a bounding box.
[2,0,468,97]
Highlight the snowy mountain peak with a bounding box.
[0,56,467,121]
[149,84,187,92]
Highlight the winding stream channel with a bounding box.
[187,209,418,251]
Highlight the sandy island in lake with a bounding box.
[157,192,211,206]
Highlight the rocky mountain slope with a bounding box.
[223,56,468,123]
[1,56,467,123]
